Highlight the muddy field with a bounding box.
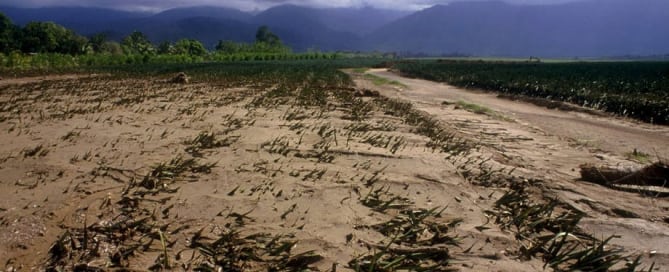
[0,66,666,271]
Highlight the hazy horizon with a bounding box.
[2,0,665,57]
[2,0,585,12]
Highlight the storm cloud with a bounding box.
[1,0,583,12]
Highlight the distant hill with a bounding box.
[251,5,408,50]
[2,0,669,56]
[0,5,403,51]
[364,0,669,57]
[0,6,147,35]
[151,6,253,23]
[254,5,362,51]
[130,17,257,48]
[315,7,410,36]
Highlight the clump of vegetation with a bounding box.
[22,144,49,157]
[138,155,216,192]
[360,186,413,212]
[346,98,374,121]
[184,228,323,271]
[492,181,655,271]
[351,190,460,271]
[453,100,514,121]
[625,149,652,163]
[185,131,239,156]
[364,73,407,88]
[454,100,493,115]
[349,240,452,272]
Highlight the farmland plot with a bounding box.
[0,62,664,271]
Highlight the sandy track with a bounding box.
[369,69,669,157]
[357,69,669,268]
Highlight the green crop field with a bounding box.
[395,60,669,124]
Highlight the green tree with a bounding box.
[88,33,107,53]
[215,40,242,54]
[99,41,123,55]
[0,13,18,53]
[87,32,122,55]
[173,39,207,56]
[121,31,155,55]
[20,21,87,54]
[255,26,281,47]
[254,26,289,53]
[157,41,174,55]
[21,22,59,53]
[61,34,89,54]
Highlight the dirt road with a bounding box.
[368,69,669,158]
[356,69,669,268]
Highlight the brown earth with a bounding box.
[0,70,665,271]
[359,68,669,267]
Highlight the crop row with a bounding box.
[395,60,669,124]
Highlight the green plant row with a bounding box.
[395,60,669,124]
[0,51,353,73]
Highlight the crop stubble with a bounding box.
[0,63,657,271]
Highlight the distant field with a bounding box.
[395,60,669,124]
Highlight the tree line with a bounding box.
[0,12,290,56]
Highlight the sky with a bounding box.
[2,0,583,12]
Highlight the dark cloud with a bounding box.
[1,0,584,12]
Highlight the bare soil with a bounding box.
[0,70,666,271]
[360,68,669,267]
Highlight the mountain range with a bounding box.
[2,0,668,57]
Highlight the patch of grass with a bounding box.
[625,149,652,163]
[352,67,370,73]
[349,204,460,271]
[454,100,493,115]
[139,155,216,191]
[360,186,413,213]
[349,241,452,272]
[454,100,514,122]
[544,233,653,272]
[188,228,323,271]
[364,74,407,88]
